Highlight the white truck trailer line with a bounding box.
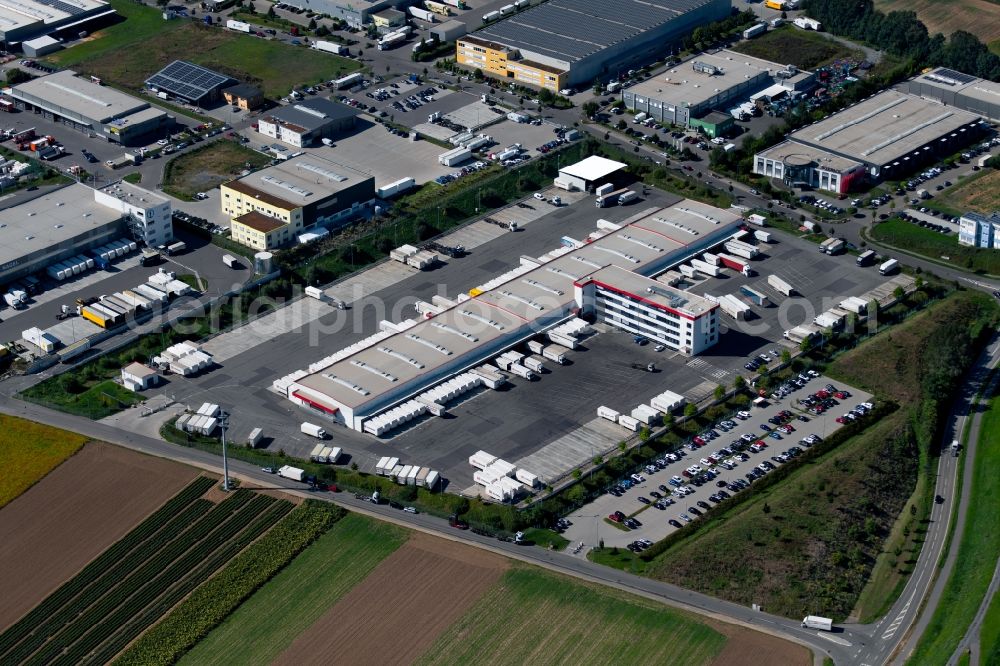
[767,274,795,296]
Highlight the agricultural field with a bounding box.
[0,478,295,664]
[47,0,360,98]
[162,141,271,201]
[875,0,1000,45]
[730,26,863,70]
[870,218,1000,276]
[178,513,408,666]
[0,443,197,629]
[0,415,86,508]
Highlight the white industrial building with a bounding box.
[94,181,173,248]
[0,0,115,47]
[274,200,742,432]
[555,155,627,192]
[256,98,359,148]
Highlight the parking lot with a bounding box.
[561,374,873,551]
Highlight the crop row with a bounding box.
[22,491,258,666]
[88,500,297,665]
[0,476,214,657]
[3,500,216,664]
[56,496,285,666]
[113,500,344,666]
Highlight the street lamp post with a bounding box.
[220,410,231,491]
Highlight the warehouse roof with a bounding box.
[0,183,124,271]
[911,67,1000,107]
[558,155,626,182]
[99,180,169,206]
[225,153,371,208]
[236,211,286,233]
[577,264,715,319]
[11,70,150,123]
[473,0,714,65]
[145,60,235,103]
[223,83,262,99]
[756,139,861,173]
[262,98,358,132]
[625,50,787,109]
[0,0,108,36]
[790,89,983,166]
[292,200,741,412]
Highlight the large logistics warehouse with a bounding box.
[257,98,359,147]
[906,67,1000,123]
[280,0,411,28]
[0,0,115,46]
[11,70,171,146]
[0,184,133,285]
[753,90,986,193]
[456,0,731,90]
[622,51,815,129]
[275,200,741,431]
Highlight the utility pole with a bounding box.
[220,410,231,491]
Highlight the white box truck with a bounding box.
[801,616,833,631]
[278,465,305,482]
[879,258,899,275]
[618,190,638,205]
[301,422,328,439]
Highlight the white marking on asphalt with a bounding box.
[817,632,852,646]
[881,596,912,640]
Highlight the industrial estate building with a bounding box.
[145,60,236,107]
[222,154,374,250]
[457,0,730,90]
[555,155,627,191]
[94,181,173,248]
[274,199,741,431]
[10,70,171,146]
[0,182,170,284]
[622,51,815,131]
[256,98,359,147]
[959,211,1000,248]
[0,0,115,47]
[753,90,986,193]
[906,67,1000,123]
[222,83,264,111]
[280,0,411,28]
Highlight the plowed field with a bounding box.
[709,625,811,666]
[274,533,508,666]
[0,442,197,629]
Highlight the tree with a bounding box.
[583,101,598,117]
[893,285,905,300]
[537,88,555,106]
[781,349,791,364]
[315,24,330,36]
[474,68,484,81]
[308,17,317,29]
[683,403,698,418]
[5,68,31,85]
[246,1,255,13]
[733,375,746,390]
[714,384,726,401]
[267,4,275,17]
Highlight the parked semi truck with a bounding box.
[596,188,628,208]
[717,253,754,276]
[618,190,638,205]
[801,616,833,631]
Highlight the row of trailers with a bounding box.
[375,456,441,489]
[46,239,137,281]
[175,402,223,437]
[308,443,343,464]
[78,271,191,329]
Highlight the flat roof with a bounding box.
[123,362,156,378]
[292,200,741,412]
[236,211,286,233]
[912,67,1000,109]
[0,0,107,34]
[757,139,862,172]
[263,98,358,133]
[790,89,982,166]
[223,83,262,99]
[579,264,715,318]
[625,50,793,109]
[12,70,149,123]
[473,0,715,65]
[226,153,371,208]
[0,183,123,269]
[99,180,169,206]
[558,155,626,181]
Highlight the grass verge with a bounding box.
[730,26,865,70]
[0,415,87,507]
[520,527,569,551]
[20,378,142,420]
[871,217,1000,276]
[417,566,726,665]
[906,383,1000,664]
[162,141,270,201]
[980,585,1000,664]
[177,513,407,665]
[113,501,344,666]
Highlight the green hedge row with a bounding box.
[113,500,345,666]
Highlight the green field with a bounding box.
[907,383,1000,664]
[418,567,726,665]
[981,585,1000,664]
[0,416,87,507]
[49,0,360,98]
[871,217,1000,276]
[162,141,270,200]
[178,514,407,666]
[731,26,864,70]
[20,378,143,420]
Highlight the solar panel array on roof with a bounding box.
[476,0,706,63]
[933,68,976,85]
[34,0,86,15]
[145,61,233,102]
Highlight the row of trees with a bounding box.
[803,0,1000,81]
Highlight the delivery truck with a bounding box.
[301,422,328,439]
[618,190,638,205]
[278,465,306,482]
[857,249,876,266]
[879,258,899,275]
[717,253,754,276]
[801,616,833,631]
[222,254,239,268]
[596,187,628,208]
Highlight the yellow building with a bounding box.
[222,154,375,251]
[456,36,566,91]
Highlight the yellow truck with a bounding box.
[765,0,786,9]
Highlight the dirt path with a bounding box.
[273,532,508,666]
[0,442,197,629]
[710,625,812,666]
